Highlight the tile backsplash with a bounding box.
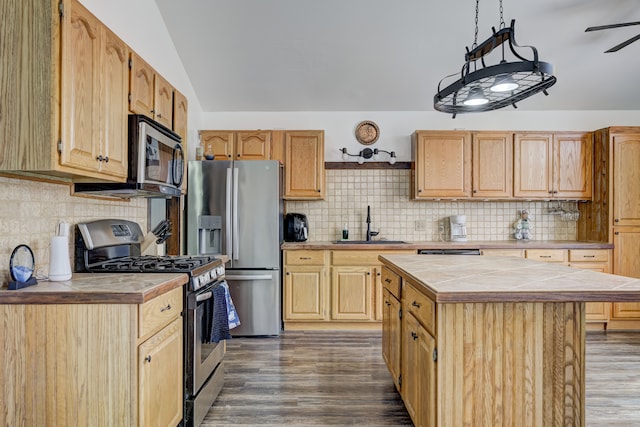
[0,176,147,284]
[286,169,577,242]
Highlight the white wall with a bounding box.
[201,110,640,162]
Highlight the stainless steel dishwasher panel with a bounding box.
[225,269,281,336]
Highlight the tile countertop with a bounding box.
[379,254,640,304]
[281,240,613,250]
[0,273,189,305]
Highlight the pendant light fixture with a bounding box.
[434,0,556,118]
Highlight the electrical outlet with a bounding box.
[415,220,427,231]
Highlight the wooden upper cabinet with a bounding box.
[284,130,325,199]
[154,73,173,128]
[60,1,101,173]
[129,52,175,129]
[99,26,129,178]
[613,133,640,226]
[472,132,513,198]
[513,133,553,198]
[412,131,471,199]
[172,89,188,142]
[59,0,128,179]
[554,132,593,199]
[200,131,235,159]
[199,130,271,160]
[236,131,271,160]
[129,52,155,118]
[514,132,592,199]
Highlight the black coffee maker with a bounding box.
[284,213,309,242]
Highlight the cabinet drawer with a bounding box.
[569,249,609,263]
[480,249,524,257]
[284,250,326,265]
[381,266,402,299]
[404,282,435,336]
[139,286,183,340]
[525,249,567,263]
[332,250,415,266]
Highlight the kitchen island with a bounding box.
[378,254,640,427]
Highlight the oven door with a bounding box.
[186,282,225,396]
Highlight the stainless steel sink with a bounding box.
[334,240,408,244]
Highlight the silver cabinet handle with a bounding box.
[160,304,171,312]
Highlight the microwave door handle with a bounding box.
[233,167,240,261]
[226,168,232,258]
[173,143,184,186]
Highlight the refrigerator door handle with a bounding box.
[225,274,274,281]
[233,167,240,261]
[226,168,233,257]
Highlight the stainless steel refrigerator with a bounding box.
[186,160,283,336]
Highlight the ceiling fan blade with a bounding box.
[605,33,640,52]
[586,21,640,32]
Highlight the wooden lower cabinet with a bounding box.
[283,250,328,323]
[382,266,403,392]
[611,228,640,324]
[283,265,328,320]
[0,285,184,426]
[139,317,183,427]
[331,266,372,320]
[402,311,436,427]
[283,249,413,329]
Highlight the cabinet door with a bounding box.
[513,133,553,198]
[60,0,101,172]
[417,323,437,427]
[330,267,372,320]
[413,131,471,199]
[284,266,327,320]
[382,289,402,391]
[154,73,173,128]
[613,134,640,226]
[402,313,420,422]
[236,131,271,160]
[284,130,325,199]
[200,131,235,160]
[99,26,128,178]
[472,132,513,198]
[129,52,155,117]
[554,132,593,199]
[612,228,640,319]
[138,317,183,427]
[374,267,383,321]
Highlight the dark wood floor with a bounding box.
[202,330,640,426]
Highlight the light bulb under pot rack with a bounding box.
[340,147,397,165]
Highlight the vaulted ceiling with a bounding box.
[155,0,640,112]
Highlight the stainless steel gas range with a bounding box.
[75,219,227,427]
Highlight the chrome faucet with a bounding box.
[366,205,379,241]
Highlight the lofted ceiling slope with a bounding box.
[155,0,640,112]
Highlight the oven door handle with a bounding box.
[225,274,273,281]
[196,291,213,302]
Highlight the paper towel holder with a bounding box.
[8,244,38,290]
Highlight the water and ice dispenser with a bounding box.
[198,215,222,255]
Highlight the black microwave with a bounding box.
[74,115,184,198]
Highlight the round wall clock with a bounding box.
[355,121,380,145]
